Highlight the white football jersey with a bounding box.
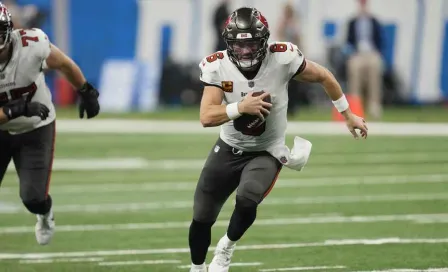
[199,41,305,152]
[0,28,55,134]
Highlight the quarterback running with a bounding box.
[0,3,100,245]
[188,7,368,272]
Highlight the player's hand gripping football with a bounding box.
[345,112,368,139]
[237,91,272,120]
[2,99,49,120]
[77,82,100,119]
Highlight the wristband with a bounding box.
[226,102,242,120]
[332,94,350,112]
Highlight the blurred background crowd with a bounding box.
[8,0,448,122]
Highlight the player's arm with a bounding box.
[294,60,351,116]
[200,87,272,127]
[44,43,100,119]
[45,43,86,89]
[199,86,229,127]
[294,60,368,139]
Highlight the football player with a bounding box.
[0,3,100,245]
[189,7,368,272]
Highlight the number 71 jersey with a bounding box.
[199,41,305,152]
[0,28,55,134]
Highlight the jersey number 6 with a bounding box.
[206,52,224,63]
[269,43,294,53]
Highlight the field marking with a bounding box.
[55,120,448,136]
[6,158,160,172]
[0,238,447,260]
[1,213,447,234]
[178,262,263,269]
[5,153,448,172]
[20,257,104,264]
[98,259,181,266]
[1,193,448,214]
[2,173,446,195]
[259,266,346,271]
[351,269,448,272]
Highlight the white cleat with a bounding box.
[35,209,55,245]
[209,235,236,272]
[189,263,207,272]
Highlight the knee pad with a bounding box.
[23,195,52,215]
[235,195,258,211]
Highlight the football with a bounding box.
[233,91,271,135]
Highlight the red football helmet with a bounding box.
[222,7,270,72]
[0,2,13,50]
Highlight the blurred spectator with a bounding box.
[213,0,230,52]
[277,2,301,48]
[277,2,309,116]
[4,0,46,29]
[346,0,383,119]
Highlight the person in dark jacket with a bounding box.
[346,0,383,119]
[213,0,230,52]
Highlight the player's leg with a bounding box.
[189,139,246,271]
[347,53,364,101]
[13,121,56,245]
[228,155,281,240]
[0,130,13,185]
[209,155,281,272]
[366,51,383,120]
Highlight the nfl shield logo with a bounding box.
[248,81,254,88]
[214,145,220,153]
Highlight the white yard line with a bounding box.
[98,259,181,266]
[0,238,447,260]
[55,120,448,136]
[178,262,263,269]
[259,266,346,271]
[6,158,203,172]
[7,155,446,173]
[2,174,446,195]
[1,213,447,234]
[20,257,104,264]
[1,193,447,214]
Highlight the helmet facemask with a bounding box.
[226,37,268,71]
[0,4,13,52]
[0,22,12,51]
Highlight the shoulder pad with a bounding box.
[198,51,225,73]
[29,28,50,41]
[15,28,51,59]
[269,42,302,65]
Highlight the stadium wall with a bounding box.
[21,0,448,107]
[136,0,447,103]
